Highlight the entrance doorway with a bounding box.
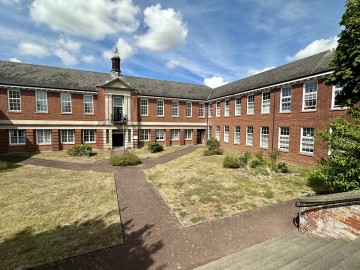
[197,129,206,144]
[112,131,124,147]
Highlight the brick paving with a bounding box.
[1,146,298,270]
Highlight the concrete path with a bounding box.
[1,146,298,270]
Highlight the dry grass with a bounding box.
[145,148,314,226]
[130,145,189,159]
[0,149,111,164]
[0,162,121,269]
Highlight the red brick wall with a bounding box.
[0,88,100,121]
[208,79,346,165]
[300,204,360,240]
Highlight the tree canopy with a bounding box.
[326,0,360,107]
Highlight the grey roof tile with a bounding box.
[209,50,335,100]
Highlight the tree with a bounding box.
[326,0,360,107]
[312,0,360,192]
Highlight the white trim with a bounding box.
[61,92,72,114]
[223,126,229,143]
[186,101,192,117]
[9,129,26,145]
[184,129,192,140]
[235,97,241,116]
[302,80,318,111]
[280,86,292,113]
[260,126,269,148]
[261,91,270,114]
[1,84,97,95]
[140,97,149,116]
[278,127,290,152]
[84,94,94,114]
[157,99,164,117]
[138,95,205,103]
[247,95,254,115]
[300,127,315,155]
[60,129,75,144]
[172,100,179,117]
[35,91,48,113]
[7,89,21,112]
[331,85,345,109]
[36,129,52,145]
[246,126,253,146]
[83,129,96,143]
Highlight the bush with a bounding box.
[269,150,281,171]
[253,165,271,176]
[110,153,141,166]
[203,148,224,156]
[250,151,267,169]
[206,137,220,150]
[67,144,92,157]
[223,154,240,168]
[239,152,251,167]
[278,162,291,173]
[147,142,164,153]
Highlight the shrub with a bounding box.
[223,154,240,168]
[269,150,281,171]
[278,162,291,173]
[253,165,271,176]
[203,148,224,156]
[67,144,92,157]
[110,153,141,166]
[250,151,267,169]
[206,137,220,150]
[147,142,164,153]
[239,152,251,167]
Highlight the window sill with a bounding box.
[299,152,314,156]
[185,139,192,141]
[301,110,317,113]
[61,113,73,115]
[259,146,268,149]
[140,115,149,117]
[278,149,289,153]
[8,111,22,113]
[36,111,48,114]
[260,112,270,115]
[233,143,240,145]
[245,144,253,147]
[171,139,180,141]
[172,116,179,118]
[61,142,75,145]
[37,143,52,146]
[330,107,347,111]
[84,113,95,115]
[234,114,241,117]
[199,116,205,118]
[84,141,96,144]
[247,114,254,116]
[223,141,229,144]
[9,143,26,146]
[279,111,291,114]
[157,115,165,117]
[185,116,192,118]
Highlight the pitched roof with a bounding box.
[0,61,112,92]
[121,76,212,100]
[0,60,212,100]
[209,50,335,100]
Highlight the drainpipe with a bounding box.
[271,88,276,151]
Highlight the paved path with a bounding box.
[2,146,298,270]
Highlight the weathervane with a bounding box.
[113,46,119,57]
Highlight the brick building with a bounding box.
[0,50,346,164]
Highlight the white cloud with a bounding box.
[136,4,188,51]
[9,57,21,63]
[58,38,81,52]
[286,36,338,62]
[247,66,276,76]
[82,55,95,63]
[0,0,21,5]
[166,59,181,69]
[54,49,78,65]
[204,76,228,88]
[18,42,50,58]
[102,38,135,61]
[30,0,140,40]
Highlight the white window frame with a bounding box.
[84,95,94,114]
[235,97,241,116]
[36,129,51,145]
[260,127,269,148]
[234,126,240,144]
[186,102,192,117]
[215,126,220,140]
[199,103,205,117]
[157,99,164,116]
[61,93,72,114]
[261,92,270,114]
[278,127,290,151]
[8,89,21,112]
[216,101,220,117]
[171,129,179,140]
[300,127,315,154]
[185,129,192,140]
[208,126,212,138]
[224,126,229,143]
[280,86,291,112]
[332,84,343,109]
[208,102,213,118]
[9,129,25,145]
[155,129,165,141]
[224,99,230,116]
[61,129,74,144]
[140,98,148,116]
[36,91,48,113]
[246,126,253,146]
[83,129,96,143]
[303,81,317,111]
[172,100,179,117]
[247,95,254,115]
[139,129,149,141]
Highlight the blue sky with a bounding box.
[0,0,345,88]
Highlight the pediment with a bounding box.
[101,77,132,90]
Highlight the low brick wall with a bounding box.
[298,191,360,240]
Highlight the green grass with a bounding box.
[0,161,121,269]
[0,149,111,164]
[145,148,317,226]
[130,145,189,159]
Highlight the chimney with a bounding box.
[111,47,121,77]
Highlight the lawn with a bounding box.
[0,161,122,270]
[0,149,111,164]
[130,145,189,159]
[145,148,315,226]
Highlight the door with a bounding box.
[112,133,124,147]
